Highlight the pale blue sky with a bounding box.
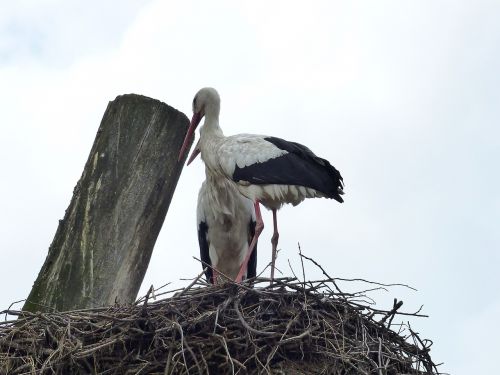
[1,1,499,373]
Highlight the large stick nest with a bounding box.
[1,267,440,374]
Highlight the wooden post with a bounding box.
[23,94,191,312]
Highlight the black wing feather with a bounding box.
[197,221,213,283]
[233,136,344,202]
[246,218,258,279]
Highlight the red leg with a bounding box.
[270,209,279,281]
[235,201,264,282]
[212,269,219,285]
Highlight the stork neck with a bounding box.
[200,117,224,140]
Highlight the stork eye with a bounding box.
[193,97,197,109]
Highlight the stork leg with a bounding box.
[235,201,264,283]
[212,270,219,285]
[270,209,279,281]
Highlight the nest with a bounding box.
[1,260,440,374]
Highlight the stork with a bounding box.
[196,157,258,284]
[179,87,344,282]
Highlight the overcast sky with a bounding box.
[1,1,499,373]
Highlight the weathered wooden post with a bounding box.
[23,94,191,312]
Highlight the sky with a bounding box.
[1,1,499,373]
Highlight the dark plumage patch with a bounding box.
[232,137,344,203]
[197,221,213,283]
[247,219,258,279]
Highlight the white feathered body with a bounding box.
[197,167,256,282]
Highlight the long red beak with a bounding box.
[178,112,202,163]
[187,140,201,166]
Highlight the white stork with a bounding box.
[179,87,344,282]
[196,158,258,284]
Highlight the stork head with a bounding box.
[178,87,220,163]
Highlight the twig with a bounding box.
[380,299,404,325]
[233,298,277,337]
[299,253,345,296]
[173,269,207,299]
